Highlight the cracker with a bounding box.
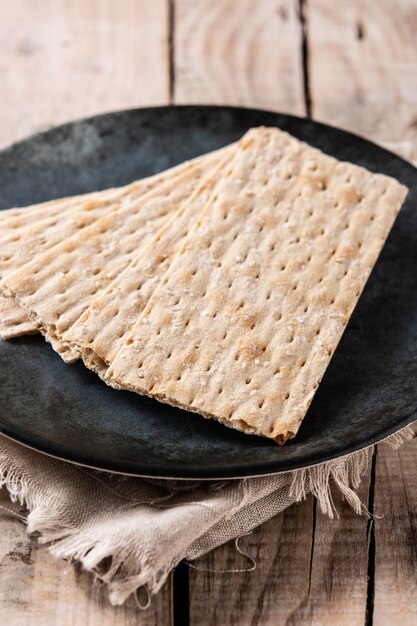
[106,127,408,443]
[0,199,66,336]
[1,149,230,358]
[0,198,129,338]
[61,153,234,375]
[0,149,228,338]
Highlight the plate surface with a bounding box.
[0,105,416,479]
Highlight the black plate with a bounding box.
[0,106,416,478]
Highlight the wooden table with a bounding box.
[0,1,416,624]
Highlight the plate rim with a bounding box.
[0,410,416,480]
[1,103,415,171]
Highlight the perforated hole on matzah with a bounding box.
[107,127,408,443]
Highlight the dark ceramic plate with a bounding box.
[0,106,416,478]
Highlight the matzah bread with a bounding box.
[0,149,229,338]
[61,153,234,374]
[105,127,408,443]
[1,150,230,358]
[0,195,100,336]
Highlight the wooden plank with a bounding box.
[309,2,417,623]
[308,0,417,163]
[0,0,170,148]
[174,0,305,114]
[373,438,417,626]
[290,471,372,625]
[188,475,371,626]
[0,0,173,621]
[189,496,314,625]
[176,2,313,623]
[0,490,173,626]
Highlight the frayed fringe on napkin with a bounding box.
[0,424,414,605]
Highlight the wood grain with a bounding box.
[309,1,417,624]
[175,3,317,623]
[174,0,305,114]
[288,472,372,625]
[373,439,417,626]
[0,1,173,622]
[308,0,417,163]
[189,475,372,626]
[0,0,169,148]
[0,491,172,626]
[189,496,314,626]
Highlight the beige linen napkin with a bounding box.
[0,428,413,606]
